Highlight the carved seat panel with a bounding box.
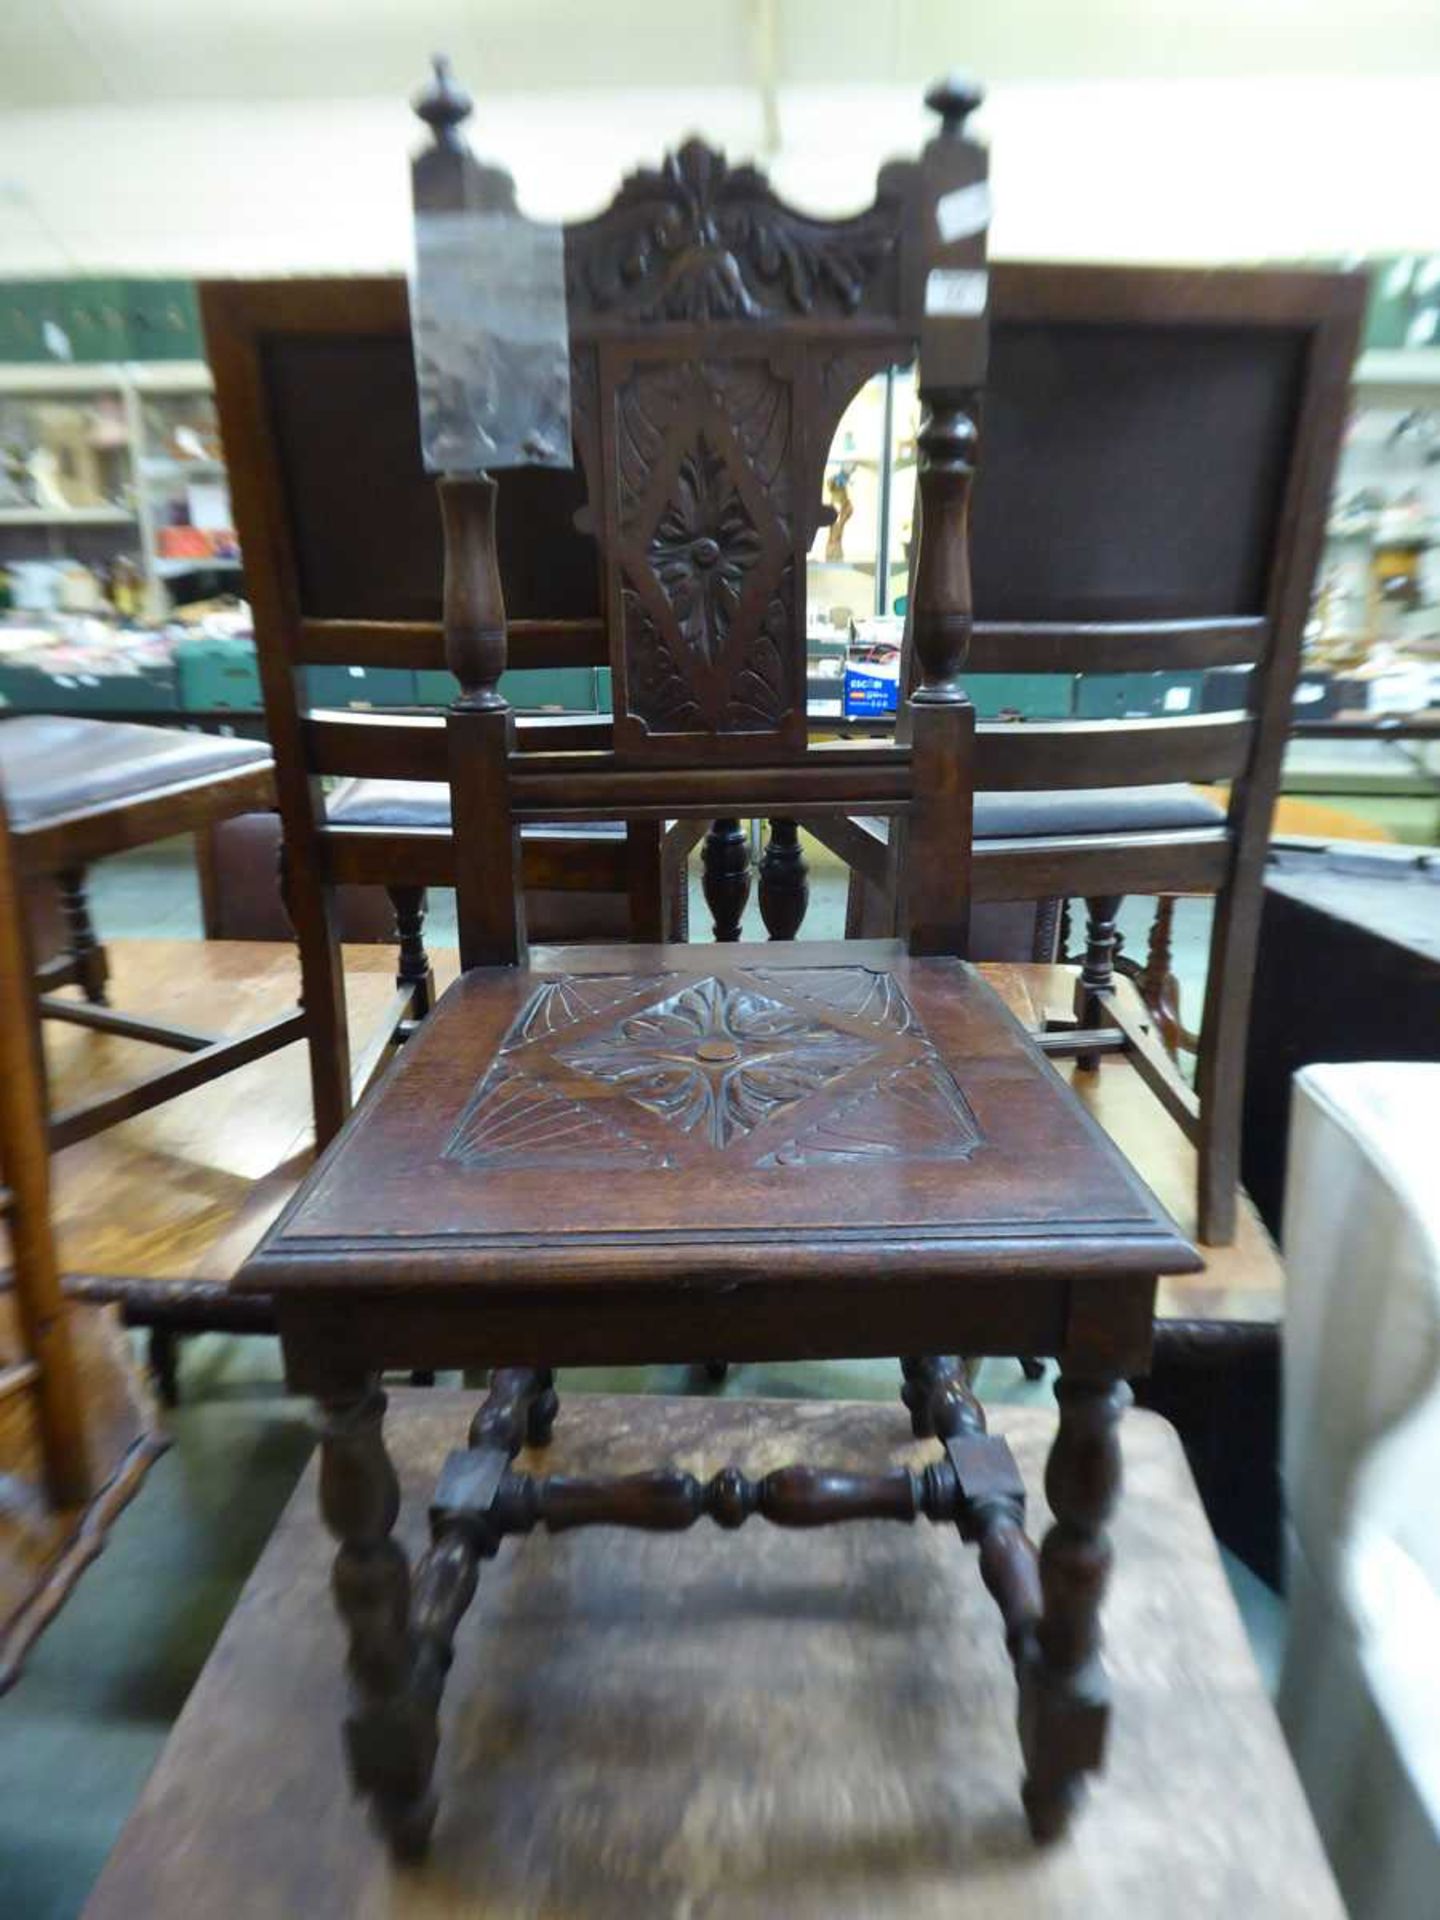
[247,940,1190,1301]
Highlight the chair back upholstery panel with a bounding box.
[974,317,1307,626]
[261,332,600,628]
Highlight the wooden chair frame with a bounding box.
[238,65,1202,1863]
[822,262,1364,1243]
[3,744,300,1152]
[0,781,90,1512]
[202,283,696,1154]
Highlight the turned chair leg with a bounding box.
[1074,894,1123,1073]
[148,1327,181,1408]
[757,818,809,940]
[1136,894,1183,1058]
[1020,1370,1128,1841]
[386,884,435,1021]
[318,1383,438,1859]
[56,866,109,1005]
[701,819,751,942]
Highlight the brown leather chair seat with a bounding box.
[0,716,272,829]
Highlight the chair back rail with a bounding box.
[966,617,1266,675]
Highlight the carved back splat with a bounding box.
[564,155,922,760]
[419,67,989,967]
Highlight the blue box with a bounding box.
[843,667,899,718]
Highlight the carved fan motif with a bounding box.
[557,975,875,1150]
[717,565,791,732]
[567,139,901,322]
[759,1056,983,1168]
[444,1069,669,1171]
[442,967,985,1173]
[745,964,915,1034]
[511,974,670,1046]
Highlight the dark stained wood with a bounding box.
[295,615,607,672]
[449,706,526,970]
[199,264,676,1153]
[385,885,434,1019]
[757,817,808,939]
[25,942,1280,1327]
[55,866,108,1004]
[507,752,915,819]
[438,475,507,706]
[904,701,974,956]
[1021,1372,1128,1840]
[316,1381,434,1859]
[966,615,1267,674]
[82,1394,1346,1920]
[701,818,750,941]
[234,72,1207,1859]
[1195,286,1366,1242]
[866,262,1365,1245]
[972,713,1252,791]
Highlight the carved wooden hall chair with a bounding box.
[238,75,1200,1860]
[0,713,297,1150]
[202,277,684,1153]
[832,264,1363,1242]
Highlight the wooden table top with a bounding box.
[83,1390,1342,1919]
[40,941,1287,1323]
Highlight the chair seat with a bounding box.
[854,785,1225,849]
[239,940,1198,1359]
[0,715,272,830]
[973,784,1225,841]
[327,779,623,840]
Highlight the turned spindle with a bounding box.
[439,474,509,707]
[911,401,979,702]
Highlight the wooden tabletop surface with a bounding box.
[83,1390,1341,1919]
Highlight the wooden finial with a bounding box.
[924,74,985,139]
[414,54,473,149]
[439,474,508,708]
[911,401,978,702]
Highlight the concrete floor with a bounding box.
[1,834,1280,1918]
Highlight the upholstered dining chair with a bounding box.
[236,68,1199,1863]
[202,280,689,1153]
[829,263,1364,1242]
[0,712,299,1150]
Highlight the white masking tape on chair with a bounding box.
[924,269,989,317]
[936,182,992,243]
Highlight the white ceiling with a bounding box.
[5,0,1440,110]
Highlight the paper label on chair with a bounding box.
[924,269,989,317]
[410,208,573,475]
[936,183,992,243]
